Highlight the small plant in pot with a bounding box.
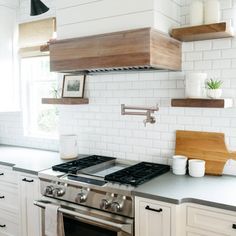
[206,79,223,99]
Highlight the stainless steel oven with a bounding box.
[34,199,134,236]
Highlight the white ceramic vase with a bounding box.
[207,89,222,99]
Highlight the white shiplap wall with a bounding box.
[0,0,236,175]
[56,0,180,39]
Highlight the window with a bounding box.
[21,56,59,138]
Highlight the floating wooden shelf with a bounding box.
[42,98,89,105]
[171,22,234,42]
[171,98,233,108]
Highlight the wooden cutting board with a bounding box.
[175,130,236,175]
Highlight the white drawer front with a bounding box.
[186,227,226,236]
[0,167,17,185]
[0,210,18,236]
[187,206,236,235]
[0,183,18,213]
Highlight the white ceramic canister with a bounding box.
[190,0,204,26]
[188,159,206,177]
[204,0,220,24]
[59,134,78,160]
[185,73,207,98]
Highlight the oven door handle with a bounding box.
[34,200,132,234]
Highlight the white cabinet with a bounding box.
[185,204,236,236]
[135,197,173,236]
[19,174,42,236]
[0,165,19,236]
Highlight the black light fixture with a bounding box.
[30,0,49,16]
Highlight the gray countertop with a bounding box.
[0,145,66,175]
[1,145,236,211]
[134,172,236,211]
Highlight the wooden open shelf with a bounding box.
[171,22,234,42]
[171,98,233,108]
[42,98,89,105]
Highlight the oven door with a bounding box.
[34,200,133,236]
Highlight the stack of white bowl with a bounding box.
[172,155,187,175]
[188,159,205,177]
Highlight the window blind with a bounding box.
[19,17,56,57]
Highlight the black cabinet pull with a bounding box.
[145,205,163,213]
[0,173,4,176]
[233,224,236,229]
[0,196,5,199]
[22,178,34,183]
[0,224,6,228]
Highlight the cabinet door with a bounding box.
[19,175,42,236]
[136,199,171,236]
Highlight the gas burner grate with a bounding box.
[52,155,115,174]
[105,162,170,186]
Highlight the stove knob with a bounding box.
[44,186,54,195]
[76,188,90,203]
[52,188,65,197]
[111,196,126,212]
[111,202,122,212]
[100,199,111,209]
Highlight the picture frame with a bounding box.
[62,74,86,98]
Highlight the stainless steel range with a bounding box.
[34,155,170,236]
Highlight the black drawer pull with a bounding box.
[233,224,236,229]
[22,178,34,183]
[0,224,6,228]
[145,205,163,213]
[0,196,5,199]
[0,173,4,176]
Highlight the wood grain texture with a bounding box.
[42,98,89,105]
[171,22,234,42]
[50,28,181,72]
[171,98,233,108]
[175,130,236,175]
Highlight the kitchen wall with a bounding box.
[0,0,236,175]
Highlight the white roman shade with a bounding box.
[19,17,56,57]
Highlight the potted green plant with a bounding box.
[206,79,223,99]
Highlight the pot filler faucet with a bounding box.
[121,104,159,126]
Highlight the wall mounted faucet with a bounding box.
[121,104,159,126]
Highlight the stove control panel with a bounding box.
[40,180,134,218]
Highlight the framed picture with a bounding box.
[62,74,86,98]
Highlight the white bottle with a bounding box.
[204,0,220,24]
[189,0,204,26]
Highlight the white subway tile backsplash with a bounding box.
[213,38,232,49]
[203,50,221,60]
[194,41,212,51]
[185,52,203,61]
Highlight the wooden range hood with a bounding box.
[50,28,182,73]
